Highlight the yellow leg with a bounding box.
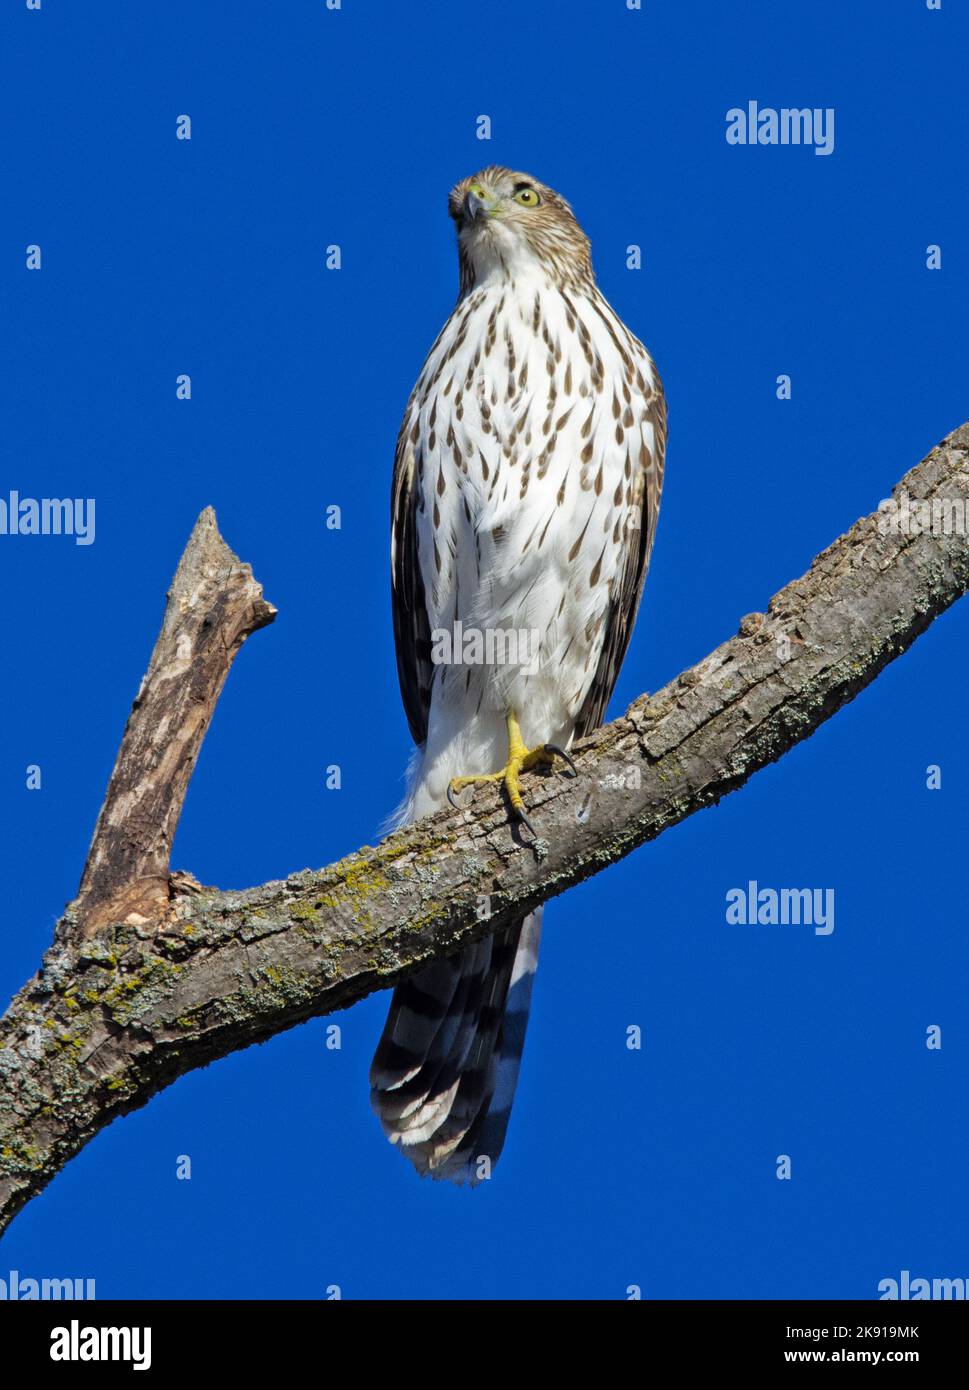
[448,713,576,831]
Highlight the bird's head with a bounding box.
[448,166,592,294]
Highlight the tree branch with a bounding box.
[1,422,967,1235]
[73,507,277,938]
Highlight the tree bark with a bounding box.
[73,507,277,937]
[1,422,967,1236]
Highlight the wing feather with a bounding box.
[390,407,434,746]
[575,378,667,737]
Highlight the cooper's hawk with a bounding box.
[370,166,667,1182]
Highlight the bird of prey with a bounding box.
[370,166,667,1183]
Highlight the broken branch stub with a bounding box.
[72,508,276,938]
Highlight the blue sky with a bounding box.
[1,0,967,1299]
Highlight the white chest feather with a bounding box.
[399,272,660,806]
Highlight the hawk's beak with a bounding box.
[464,184,498,223]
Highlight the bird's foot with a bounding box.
[446,715,577,835]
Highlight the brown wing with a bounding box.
[575,378,667,739]
[390,409,434,746]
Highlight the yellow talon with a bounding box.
[447,713,577,832]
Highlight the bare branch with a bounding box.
[73,508,276,937]
[1,422,967,1234]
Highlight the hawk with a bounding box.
[370,166,667,1182]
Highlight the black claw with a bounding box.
[516,811,536,837]
[447,784,462,810]
[543,743,578,777]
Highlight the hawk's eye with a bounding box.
[513,187,540,207]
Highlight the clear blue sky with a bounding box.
[1,0,967,1299]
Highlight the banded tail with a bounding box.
[369,910,541,1183]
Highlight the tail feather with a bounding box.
[369,910,542,1183]
[434,914,541,1181]
[369,943,486,1103]
[381,938,493,1137]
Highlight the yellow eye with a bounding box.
[514,186,540,207]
